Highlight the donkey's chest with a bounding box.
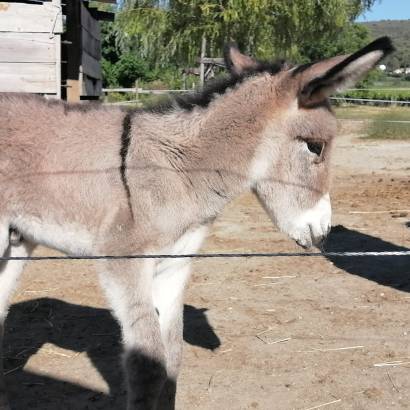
[155,225,208,277]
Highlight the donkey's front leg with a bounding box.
[99,258,167,410]
[153,257,193,410]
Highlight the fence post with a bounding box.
[200,34,207,87]
[135,80,139,102]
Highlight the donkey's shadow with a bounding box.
[324,224,410,292]
[4,299,220,409]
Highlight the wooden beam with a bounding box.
[67,79,81,102]
[0,33,55,63]
[88,9,115,22]
[81,3,101,40]
[0,2,63,33]
[81,50,102,80]
[90,0,116,4]
[197,57,225,66]
[82,27,101,60]
[0,62,56,94]
[55,33,62,99]
[81,74,102,97]
[64,0,82,101]
[199,35,206,86]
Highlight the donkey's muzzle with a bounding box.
[295,230,329,249]
[289,194,332,249]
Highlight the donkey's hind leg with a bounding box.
[0,231,34,410]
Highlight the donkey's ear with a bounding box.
[298,37,394,106]
[224,43,259,76]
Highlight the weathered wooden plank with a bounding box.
[197,57,225,66]
[93,0,116,4]
[88,8,115,22]
[81,50,102,80]
[67,79,81,103]
[0,2,63,33]
[82,27,101,60]
[65,0,81,102]
[81,3,101,41]
[0,62,56,94]
[81,73,102,97]
[55,33,61,99]
[0,33,55,63]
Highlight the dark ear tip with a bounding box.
[223,41,239,70]
[223,41,238,58]
[224,41,238,50]
[370,36,395,55]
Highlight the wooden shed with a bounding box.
[0,0,114,101]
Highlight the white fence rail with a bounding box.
[330,97,410,105]
[103,87,189,94]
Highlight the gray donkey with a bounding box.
[0,37,393,409]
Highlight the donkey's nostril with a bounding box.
[296,239,311,249]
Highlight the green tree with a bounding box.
[301,22,371,62]
[117,0,377,67]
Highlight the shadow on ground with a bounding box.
[5,226,409,408]
[4,299,220,409]
[324,225,410,292]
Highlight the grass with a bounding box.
[335,105,410,140]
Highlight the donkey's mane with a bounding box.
[147,59,290,114]
[0,58,288,116]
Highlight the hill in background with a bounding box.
[362,20,410,69]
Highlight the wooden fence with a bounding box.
[0,0,63,97]
[102,86,189,105]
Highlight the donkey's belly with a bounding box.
[11,215,94,256]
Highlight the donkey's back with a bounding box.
[0,94,125,177]
[0,94,131,255]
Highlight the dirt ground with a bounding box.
[3,120,410,410]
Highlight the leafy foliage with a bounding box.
[117,0,376,66]
[102,1,378,88]
[301,23,370,62]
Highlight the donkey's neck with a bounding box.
[135,79,273,217]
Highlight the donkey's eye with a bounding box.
[306,140,324,157]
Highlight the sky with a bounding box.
[357,0,410,22]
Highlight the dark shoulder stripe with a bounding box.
[120,111,134,218]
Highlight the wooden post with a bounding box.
[51,0,62,99]
[135,80,139,101]
[199,34,207,87]
[65,0,82,102]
